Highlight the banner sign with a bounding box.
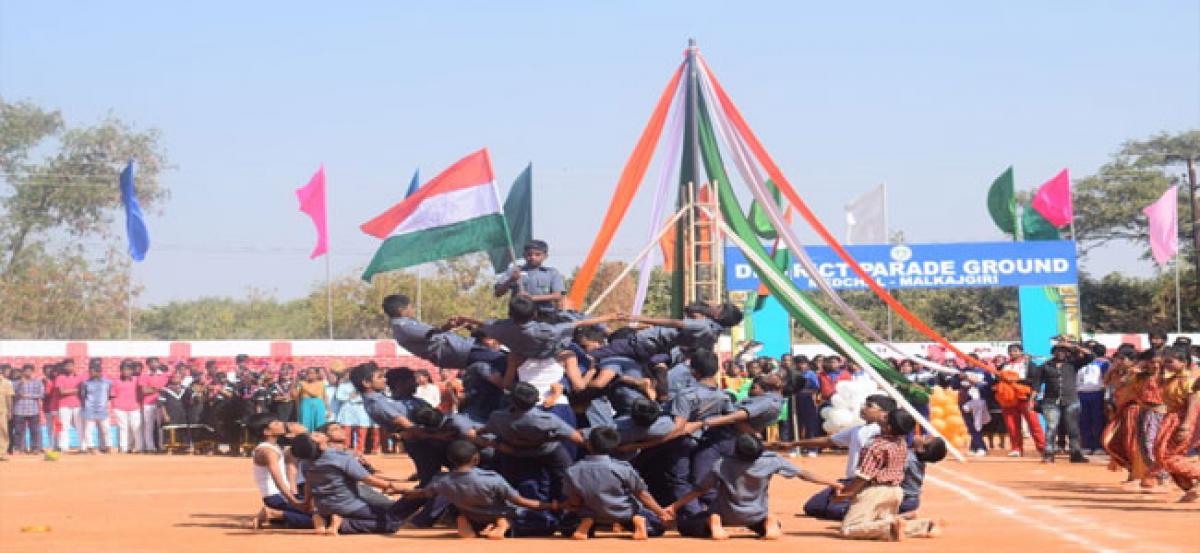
[724,240,1078,291]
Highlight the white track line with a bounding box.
[934,466,1141,541]
[930,465,1184,553]
[923,473,1117,553]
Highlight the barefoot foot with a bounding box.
[630,515,648,541]
[762,514,782,540]
[486,518,510,540]
[572,517,594,540]
[457,515,477,539]
[708,514,729,540]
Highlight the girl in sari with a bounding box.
[1154,348,1200,502]
[1103,353,1163,491]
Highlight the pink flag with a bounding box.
[1142,185,1178,266]
[295,165,328,259]
[1031,168,1073,227]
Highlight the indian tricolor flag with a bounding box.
[360,148,512,280]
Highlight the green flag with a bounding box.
[487,164,533,273]
[987,166,1017,235]
[1021,206,1061,241]
[747,179,782,239]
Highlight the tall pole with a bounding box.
[883,182,893,342]
[1175,255,1183,334]
[127,263,133,340]
[1187,158,1199,290]
[1069,206,1083,335]
[325,252,333,339]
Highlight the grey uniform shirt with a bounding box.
[362,391,410,433]
[479,318,574,359]
[482,407,577,457]
[305,448,371,516]
[583,415,677,461]
[667,363,697,397]
[420,413,480,441]
[694,452,802,526]
[563,454,648,522]
[671,384,733,438]
[494,264,565,315]
[390,317,474,368]
[634,319,723,356]
[426,468,522,523]
[735,392,785,432]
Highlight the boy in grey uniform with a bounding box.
[696,374,787,435]
[560,426,673,540]
[493,239,566,321]
[400,440,558,539]
[667,434,840,540]
[479,383,586,505]
[290,433,407,535]
[383,295,477,369]
[667,350,734,515]
[591,303,744,365]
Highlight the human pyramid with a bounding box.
[244,240,958,541]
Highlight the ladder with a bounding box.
[685,180,723,305]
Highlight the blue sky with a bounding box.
[2,1,1197,305]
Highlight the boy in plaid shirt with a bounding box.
[833,409,942,541]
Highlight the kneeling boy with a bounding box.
[402,440,557,539]
[667,434,839,540]
[560,426,672,540]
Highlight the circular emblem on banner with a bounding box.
[890,245,912,262]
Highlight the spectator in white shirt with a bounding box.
[413,369,441,408]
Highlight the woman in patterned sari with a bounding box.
[1102,353,1163,491]
[1153,348,1200,502]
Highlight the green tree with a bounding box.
[1074,130,1197,261]
[0,100,169,338]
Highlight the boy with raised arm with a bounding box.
[493,239,566,321]
[457,296,616,407]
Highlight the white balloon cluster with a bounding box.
[820,379,881,435]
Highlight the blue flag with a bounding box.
[404,168,421,197]
[120,160,150,261]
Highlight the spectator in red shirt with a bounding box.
[53,359,84,452]
[818,356,852,403]
[137,360,167,452]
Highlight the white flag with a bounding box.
[845,183,886,244]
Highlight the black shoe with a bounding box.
[1069,453,1089,463]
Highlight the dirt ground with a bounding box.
[1,450,1196,553]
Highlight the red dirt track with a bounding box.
[1,451,1195,553]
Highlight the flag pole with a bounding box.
[488,178,519,270]
[1175,255,1183,334]
[127,262,133,340]
[325,252,333,339]
[883,182,893,342]
[1069,189,1083,336]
